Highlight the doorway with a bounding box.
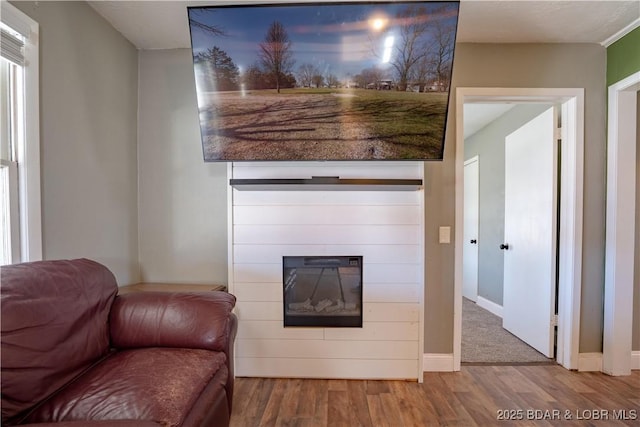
[460,103,558,364]
[454,87,585,371]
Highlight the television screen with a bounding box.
[188,1,459,161]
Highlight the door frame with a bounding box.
[603,71,640,375]
[454,87,585,371]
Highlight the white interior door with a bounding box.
[463,156,479,301]
[503,107,557,358]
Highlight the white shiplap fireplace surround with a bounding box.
[228,161,425,381]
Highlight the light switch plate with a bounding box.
[439,226,451,244]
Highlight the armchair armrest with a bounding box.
[109,291,236,352]
[20,422,161,427]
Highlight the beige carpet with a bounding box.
[462,297,553,363]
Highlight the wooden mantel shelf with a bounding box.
[117,282,226,294]
[229,176,423,191]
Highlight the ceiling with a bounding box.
[88,0,640,50]
[463,104,516,138]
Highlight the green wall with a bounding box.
[607,27,640,85]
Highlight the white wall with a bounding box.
[230,162,424,380]
[12,1,139,285]
[137,49,228,284]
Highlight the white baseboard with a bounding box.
[632,351,640,370]
[476,296,503,318]
[423,353,454,372]
[578,352,603,372]
[425,351,635,372]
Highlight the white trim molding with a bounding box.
[476,296,503,318]
[1,2,42,262]
[454,88,584,372]
[632,352,640,370]
[578,353,603,372]
[423,353,454,372]
[603,71,640,376]
[601,18,640,47]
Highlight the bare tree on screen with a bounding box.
[259,21,295,93]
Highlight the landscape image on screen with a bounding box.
[188,1,459,161]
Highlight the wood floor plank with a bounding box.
[293,418,323,427]
[365,394,390,427]
[422,373,477,426]
[259,378,287,426]
[479,368,560,426]
[492,365,544,393]
[521,366,624,411]
[378,388,405,425]
[230,367,640,426]
[295,378,319,417]
[391,380,438,426]
[327,390,352,426]
[328,379,348,391]
[446,369,505,425]
[452,390,502,426]
[276,379,303,423]
[231,377,260,417]
[246,378,276,421]
[366,379,391,395]
[468,367,534,413]
[488,368,564,421]
[346,380,374,427]
[583,372,639,401]
[554,368,599,394]
[313,379,329,426]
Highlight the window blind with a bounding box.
[1,28,24,66]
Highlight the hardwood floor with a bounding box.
[230,365,639,426]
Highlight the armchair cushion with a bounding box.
[24,348,227,426]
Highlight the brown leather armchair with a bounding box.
[1,259,237,427]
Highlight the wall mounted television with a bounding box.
[188,1,459,161]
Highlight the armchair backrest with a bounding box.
[1,259,117,424]
[109,291,236,352]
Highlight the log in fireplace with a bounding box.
[283,256,363,327]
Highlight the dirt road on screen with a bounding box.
[199,91,403,160]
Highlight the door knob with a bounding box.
[470,239,477,244]
[500,243,509,250]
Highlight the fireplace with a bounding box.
[283,256,363,327]
[230,161,423,380]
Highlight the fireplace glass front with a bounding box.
[283,256,363,327]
